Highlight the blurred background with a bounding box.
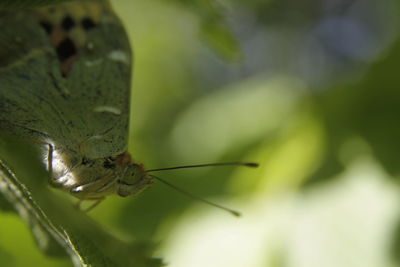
[1,0,400,266]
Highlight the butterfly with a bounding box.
[0,1,257,214]
[0,1,154,206]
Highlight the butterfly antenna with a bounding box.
[150,174,241,217]
[147,162,259,172]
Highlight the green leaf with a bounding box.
[0,192,14,212]
[0,247,16,267]
[175,0,242,60]
[0,135,162,267]
[201,17,242,61]
[319,36,400,177]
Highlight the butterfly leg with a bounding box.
[47,143,53,175]
[45,143,61,187]
[24,140,58,186]
[75,197,105,212]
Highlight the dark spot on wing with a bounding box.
[82,158,89,165]
[81,17,96,31]
[103,160,116,169]
[39,21,53,35]
[80,158,95,167]
[56,37,76,61]
[61,15,75,31]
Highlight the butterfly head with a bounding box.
[116,161,153,197]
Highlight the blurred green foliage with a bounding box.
[2,0,400,266]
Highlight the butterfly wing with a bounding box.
[0,9,69,141]
[0,2,132,159]
[62,4,133,159]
